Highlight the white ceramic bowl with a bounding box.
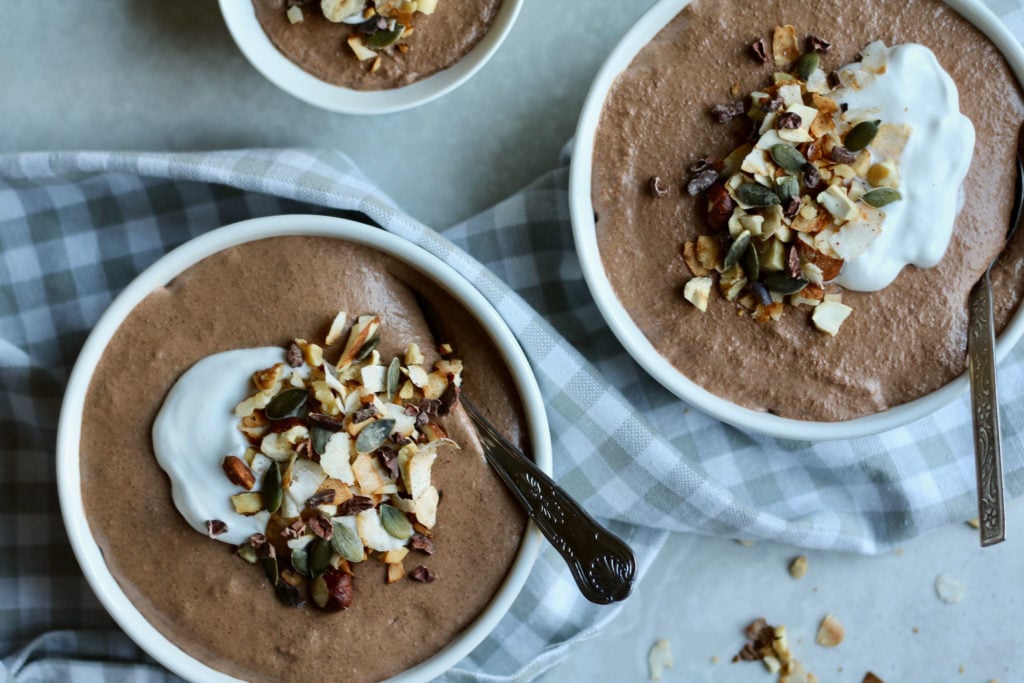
[569,0,1024,441]
[219,0,523,114]
[56,215,550,682]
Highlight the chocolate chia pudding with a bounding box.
[79,235,528,682]
[252,0,503,90]
[591,0,1024,422]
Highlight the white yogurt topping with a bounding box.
[152,347,289,545]
[834,44,975,291]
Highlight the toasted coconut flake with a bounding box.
[353,452,392,495]
[684,277,713,312]
[383,547,410,564]
[325,311,348,346]
[355,508,407,552]
[413,485,439,528]
[772,25,800,66]
[404,343,425,365]
[386,561,406,584]
[648,639,673,681]
[337,315,380,368]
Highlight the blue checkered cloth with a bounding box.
[3,15,1024,673]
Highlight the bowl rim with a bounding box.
[55,215,551,682]
[218,0,523,115]
[568,0,1024,441]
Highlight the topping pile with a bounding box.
[212,311,463,611]
[665,27,911,336]
[285,0,439,72]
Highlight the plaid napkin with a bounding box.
[2,8,1023,676]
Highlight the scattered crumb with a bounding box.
[789,555,808,579]
[966,518,980,529]
[912,627,919,634]
[935,573,966,604]
[648,639,673,681]
[863,673,886,683]
[815,613,844,647]
[958,664,965,674]
[893,548,904,556]
[737,539,755,546]
[711,655,720,664]
[733,618,818,682]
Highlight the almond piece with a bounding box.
[386,561,406,584]
[815,613,844,647]
[230,491,263,515]
[222,455,256,490]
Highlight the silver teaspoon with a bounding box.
[967,120,1024,547]
[462,397,636,604]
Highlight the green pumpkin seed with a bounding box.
[260,555,279,586]
[736,183,780,207]
[763,273,809,295]
[844,120,881,152]
[355,418,395,453]
[311,575,330,609]
[366,23,405,50]
[308,537,333,578]
[386,357,400,399]
[262,461,283,514]
[380,504,413,539]
[723,231,752,271]
[236,544,258,564]
[291,545,310,576]
[311,426,332,457]
[775,175,800,204]
[330,521,364,563]
[861,187,902,208]
[743,244,760,282]
[796,52,819,81]
[355,333,381,362]
[265,388,308,420]
[770,144,807,173]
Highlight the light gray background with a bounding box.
[3,2,1022,682]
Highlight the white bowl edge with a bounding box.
[218,0,523,115]
[569,0,1024,442]
[56,215,551,682]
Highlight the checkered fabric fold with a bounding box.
[3,12,1024,672]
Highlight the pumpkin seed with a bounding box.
[262,461,283,514]
[743,244,760,282]
[311,575,330,609]
[386,357,400,399]
[844,120,881,152]
[330,521,364,563]
[775,175,800,204]
[796,52,819,81]
[236,544,258,564]
[770,144,807,173]
[355,333,381,362]
[291,545,310,576]
[736,183,780,207]
[861,187,902,208]
[764,273,809,295]
[366,22,404,49]
[308,537,333,577]
[355,418,395,453]
[723,231,752,270]
[380,504,413,539]
[265,388,308,420]
[260,555,279,586]
[311,426,331,457]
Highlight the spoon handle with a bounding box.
[463,399,635,604]
[967,272,1005,546]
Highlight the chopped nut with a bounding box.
[347,34,377,62]
[863,674,886,683]
[223,455,257,490]
[815,613,845,647]
[325,310,348,346]
[772,25,801,66]
[812,300,853,336]
[230,491,263,515]
[935,573,966,603]
[684,277,714,312]
[788,555,808,579]
[682,242,709,277]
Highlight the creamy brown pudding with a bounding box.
[252,0,503,90]
[80,236,527,682]
[592,0,1024,421]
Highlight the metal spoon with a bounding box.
[967,121,1024,547]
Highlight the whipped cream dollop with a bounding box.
[153,347,288,545]
[834,44,975,291]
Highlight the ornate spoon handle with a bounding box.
[463,399,635,604]
[967,273,1005,546]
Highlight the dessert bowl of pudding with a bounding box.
[570,0,1024,440]
[56,215,550,682]
[219,0,522,113]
